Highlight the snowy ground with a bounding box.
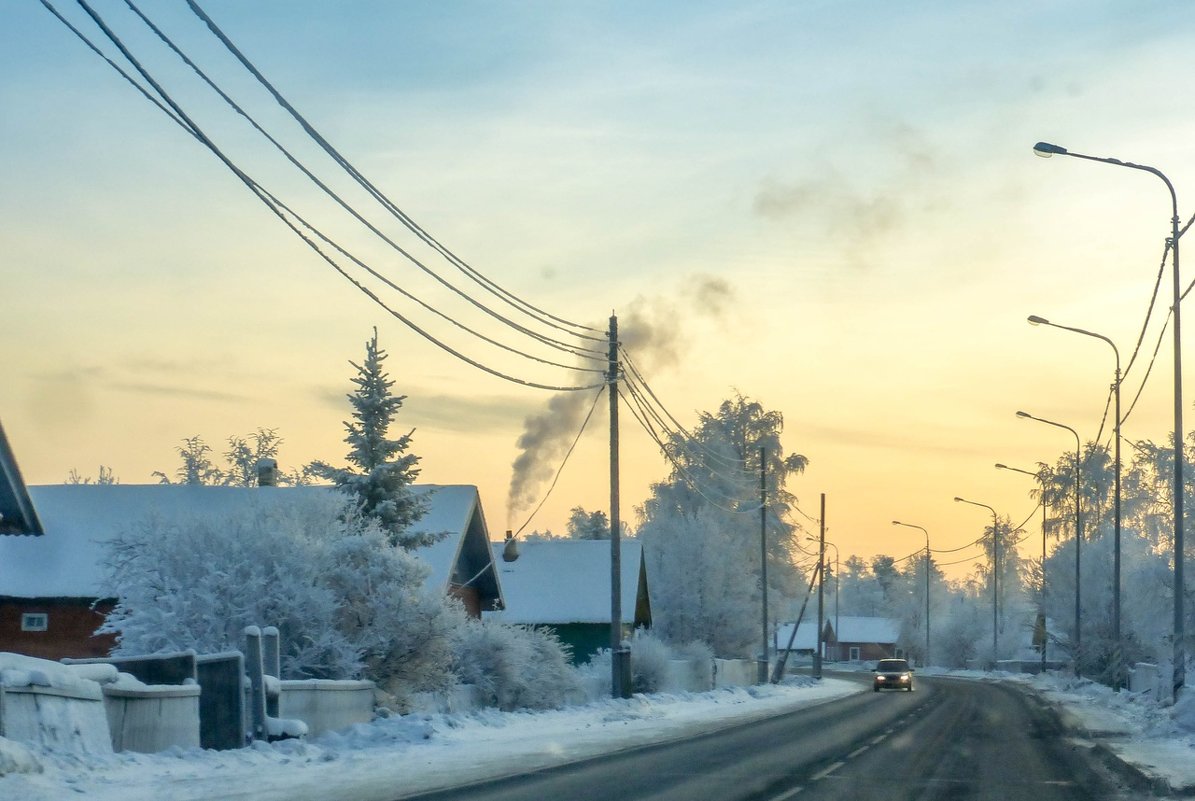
[6,668,1195,800]
[0,677,860,801]
[1005,669,1195,795]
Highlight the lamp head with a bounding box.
[1015,411,1031,419]
[953,497,963,503]
[995,463,1007,470]
[891,520,901,526]
[1027,314,1050,326]
[1033,141,1068,158]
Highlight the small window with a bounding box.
[849,646,861,661]
[21,613,48,632]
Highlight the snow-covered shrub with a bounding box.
[629,631,673,693]
[100,492,461,688]
[451,619,579,711]
[669,640,715,665]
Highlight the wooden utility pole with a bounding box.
[759,447,768,683]
[814,493,825,679]
[608,314,628,698]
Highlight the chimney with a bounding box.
[502,530,519,562]
[256,458,279,487]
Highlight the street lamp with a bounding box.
[997,462,1049,672]
[1018,410,1082,676]
[1029,314,1123,684]
[1033,140,1185,694]
[954,497,1000,667]
[892,521,931,668]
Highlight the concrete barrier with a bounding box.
[279,679,375,735]
[1129,662,1159,698]
[663,659,714,693]
[103,683,201,753]
[0,683,112,754]
[713,658,760,688]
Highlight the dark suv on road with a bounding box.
[873,658,914,692]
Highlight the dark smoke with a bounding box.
[506,277,738,525]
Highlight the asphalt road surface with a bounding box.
[399,674,1143,801]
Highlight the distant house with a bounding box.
[0,483,503,661]
[825,616,902,662]
[774,620,829,658]
[485,538,651,664]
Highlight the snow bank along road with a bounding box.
[404,675,1138,801]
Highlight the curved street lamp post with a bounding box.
[1018,410,1082,676]
[953,497,1000,667]
[1033,140,1185,693]
[997,462,1049,672]
[892,521,931,668]
[1028,314,1122,684]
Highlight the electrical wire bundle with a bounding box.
[40,0,609,393]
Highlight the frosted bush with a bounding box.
[451,619,579,711]
[629,632,673,693]
[100,492,461,688]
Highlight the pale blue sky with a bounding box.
[4,1,1195,572]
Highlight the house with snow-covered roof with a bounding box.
[774,620,828,658]
[0,483,502,661]
[825,616,902,662]
[485,537,651,664]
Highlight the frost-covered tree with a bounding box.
[154,435,222,486]
[639,394,809,657]
[566,506,612,540]
[99,492,462,691]
[311,328,431,548]
[640,507,760,656]
[152,429,306,486]
[66,466,119,485]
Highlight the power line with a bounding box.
[1120,307,1171,427]
[47,0,606,392]
[120,0,608,365]
[184,0,605,342]
[619,384,763,515]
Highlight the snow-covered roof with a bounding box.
[406,485,503,607]
[828,616,901,644]
[0,422,42,536]
[0,484,498,602]
[774,621,821,652]
[485,539,644,625]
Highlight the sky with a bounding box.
[5,0,1195,578]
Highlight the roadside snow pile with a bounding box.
[0,737,42,776]
[1026,671,1172,736]
[1172,687,1195,734]
[0,652,106,695]
[0,676,860,801]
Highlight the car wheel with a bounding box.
[873,686,879,692]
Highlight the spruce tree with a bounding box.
[314,328,434,548]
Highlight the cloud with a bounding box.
[107,382,250,403]
[751,116,946,256]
